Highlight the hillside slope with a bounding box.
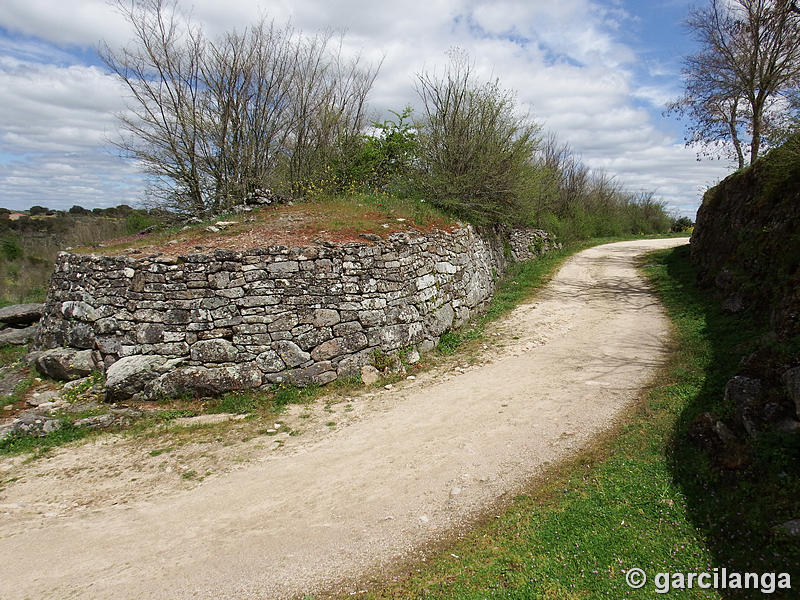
[691,134,800,338]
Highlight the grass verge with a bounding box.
[332,244,797,599]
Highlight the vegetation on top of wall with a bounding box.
[691,131,800,339]
[98,1,672,241]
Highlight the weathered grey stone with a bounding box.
[311,338,343,362]
[137,323,165,344]
[267,261,299,274]
[60,300,99,322]
[726,376,763,437]
[387,305,419,323]
[418,339,436,353]
[333,321,362,337]
[341,332,368,353]
[209,271,230,289]
[0,324,37,345]
[256,350,285,373]
[335,349,373,377]
[64,322,95,349]
[406,349,421,364]
[435,262,457,274]
[313,308,340,327]
[271,340,310,368]
[360,365,380,385]
[95,335,123,356]
[288,361,336,386]
[416,273,436,290]
[35,348,96,381]
[0,303,43,325]
[164,309,191,324]
[295,327,332,350]
[268,313,300,333]
[95,317,119,335]
[358,310,385,327]
[190,338,239,363]
[425,303,455,337]
[143,363,261,400]
[367,323,424,350]
[105,354,182,402]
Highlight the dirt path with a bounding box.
[0,238,687,600]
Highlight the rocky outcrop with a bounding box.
[34,226,559,399]
[690,134,800,337]
[0,325,37,345]
[0,303,43,325]
[690,134,800,446]
[33,348,97,381]
[0,303,43,346]
[104,355,183,402]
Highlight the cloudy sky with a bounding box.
[0,0,734,217]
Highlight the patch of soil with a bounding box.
[80,201,458,258]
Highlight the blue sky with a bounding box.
[0,0,733,217]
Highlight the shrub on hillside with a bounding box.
[414,51,540,227]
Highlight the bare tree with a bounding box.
[100,0,378,214]
[669,0,800,167]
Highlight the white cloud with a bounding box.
[0,57,126,152]
[0,0,129,47]
[0,0,733,216]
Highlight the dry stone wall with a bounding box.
[34,226,559,399]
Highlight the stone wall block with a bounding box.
[36,225,559,395]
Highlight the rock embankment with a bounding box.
[33,226,559,400]
[689,134,800,453]
[691,134,799,336]
[0,303,43,345]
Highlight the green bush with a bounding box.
[414,51,540,226]
[334,106,419,194]
[1,234,21,261]
[125,212,159,234]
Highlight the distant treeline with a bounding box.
[0,204,162,305]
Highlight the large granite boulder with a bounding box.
[105,355,184,402]
[0,324,38,345]
[142,364,262,400]
[34,348,97,381]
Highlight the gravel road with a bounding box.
[0,238,687,599]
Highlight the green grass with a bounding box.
[0,345,35,409]
[346,244,797,600]
[0,422,94,457]
[0,344,27,367]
